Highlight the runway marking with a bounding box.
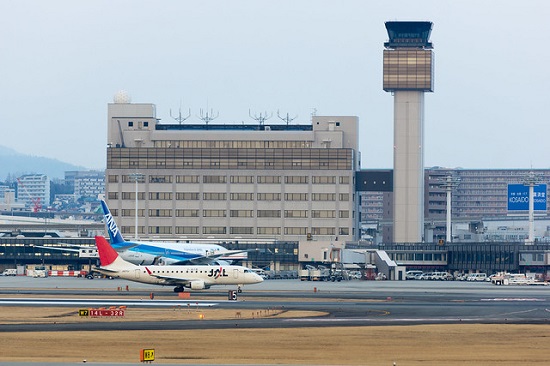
[0,298,219,307]
[480,298,545,302]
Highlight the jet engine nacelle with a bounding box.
[189,280,206,290]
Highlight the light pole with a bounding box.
[128,172,144,240]
[439,174,460,243]
[523,171,541,244]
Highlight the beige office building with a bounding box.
[105,99,360,242]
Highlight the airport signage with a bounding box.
[507,184,547,211]
[79,308,125,317]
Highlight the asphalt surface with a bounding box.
[0,275,549,331]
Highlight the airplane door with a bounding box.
[135,269,140,279]
[233,269,239,279]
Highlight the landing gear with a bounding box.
[173,286,185,293]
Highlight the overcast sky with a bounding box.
[1,1,549,170]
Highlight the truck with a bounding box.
[300,265,330,281]
[2,269,17,276]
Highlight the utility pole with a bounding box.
[439,174,460,243]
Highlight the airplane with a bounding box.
[93,235,263,293]
[100,199,247,266]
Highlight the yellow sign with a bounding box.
[78,309,89,317]
[140,349,155,362]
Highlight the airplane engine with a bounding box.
[189,280,206,290]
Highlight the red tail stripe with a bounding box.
[95,235,119,266]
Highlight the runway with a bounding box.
[1,276,549,331]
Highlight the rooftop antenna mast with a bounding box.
[277,110,297,125]
[198,107,219,125]
[170,100,191,125]
[249,109,272,126]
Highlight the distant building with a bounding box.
[17,174,50,210]
[69,170,105,199]
[359,168,550,243]
[105,99,360,241]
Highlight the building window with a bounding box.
[149,175,172,183]
[257,210,281,218]
[176,209,199,217]
[230,176,254,183]
[203,226,226,235]
[257,227,281,235]
[230,227,254,235]
[312,193,335,201]
[176,175,199,183]
[176,192,199,200]
[203,210,226,217]
[176,226,199,234]
[339,227,349,235]
[285,193,308,201]
[149,192,172,200]
[339,176,350,184]
[203,192,226,200]
[148,209,172,217]
[257,193,281,201]
[122,192,146,200]
[312,210,336,218]
[148,226,172,234]
[258,176,281,184]
[121,209,145,217]
[312,227,335,235]
[313,176,335,184]
[230,210,254,217]
[108,192,118,200]
[284,210,308,218]
[203,175,226,184]
[339,210,350,218]
[284,227,307,235]
[230,193,254,200]
[285,176,308,184]
[108,175,119,183]
[339,193,350,201]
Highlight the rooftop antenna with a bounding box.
[249,109,272,126]
[198,106,219,125]
[311,108,317,121]
[170,100,191,125]
[277,110,297,125]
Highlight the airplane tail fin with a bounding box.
[95,235,120,267]
[100,200,125,244]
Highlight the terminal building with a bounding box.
[105,95,360,244]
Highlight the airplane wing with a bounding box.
[183,249,249,265]
[143,267,194,286]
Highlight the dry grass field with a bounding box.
[0,306,549,365]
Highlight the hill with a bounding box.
[0,146,88,180]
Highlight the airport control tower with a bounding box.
[383,21,434,243]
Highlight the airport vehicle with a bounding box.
[466,273,487,282]
[1,269,17,276]
[491,272,536,285]
[406,270,423,280]
[93,235,263,293]
[99,200,247,265]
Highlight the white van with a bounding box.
[2,269,17,276]
[466,273,487,282]
[406,270,423,280]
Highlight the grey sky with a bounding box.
[1,1,549,170]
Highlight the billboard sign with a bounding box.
[507,184,547,211]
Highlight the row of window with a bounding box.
[109,174,351,184]
[108,192,352,201]
[154,140,313,149]
[113,209,351,218]
[121,226,351,235]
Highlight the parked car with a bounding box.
[406,270,423,280]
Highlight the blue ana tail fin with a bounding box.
[100,200,125,244]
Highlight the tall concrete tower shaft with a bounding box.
[383,21,434,243]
